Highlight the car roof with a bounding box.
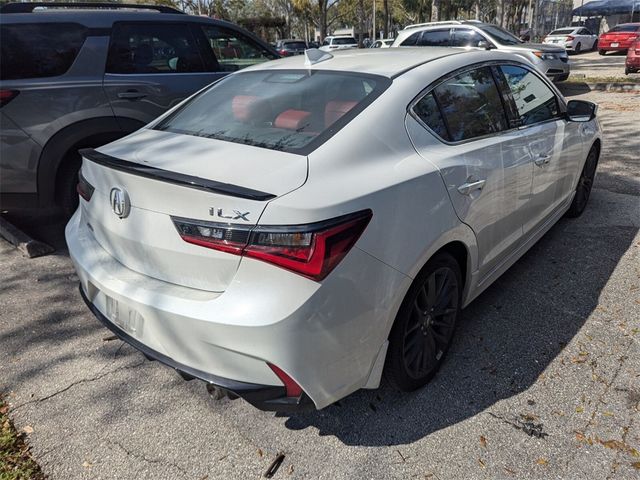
[245,47,478,78]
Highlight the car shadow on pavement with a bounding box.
[280,211,638,446]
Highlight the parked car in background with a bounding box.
[307,41,320,49]
[543,26,598,53]
[0,2,278,215]
[371,39,394,48]
[319,35,359,51]
[598,23,640,55]
[392,21,570,81]
[68,48,601,411]
[626,38,640,74]
[274,39,307,56]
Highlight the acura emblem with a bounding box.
[110,187,130,219]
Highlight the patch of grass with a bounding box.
[0,396,45,480]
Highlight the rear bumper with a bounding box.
[599,41,635,51]
[79,285,313,412]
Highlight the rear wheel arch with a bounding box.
[37,116,145,209]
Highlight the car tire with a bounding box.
[598,49,606,55]
[626,67,630,75]
[575,42,582,54]
[56,153,81,218]
[384,252,462,391]
[592,40,598,51]
[566,146,599,218]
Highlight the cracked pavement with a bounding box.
[1,90,639,479]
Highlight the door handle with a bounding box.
[117,90,147,100]
[534,154,551,167]
[457,179,486,195]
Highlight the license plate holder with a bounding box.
[106,295,144,337]
[611,42,619,47]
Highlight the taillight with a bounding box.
[172,209,372,281]
[77,171,94,202]
[566,35,575,41]
[0,89,19,107]
[268,363,303,397]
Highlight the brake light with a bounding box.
[76,171,94,201]
[172,209,372,281]
[566,35,575,41]
[0,89,19,107]
[268,363,303,397]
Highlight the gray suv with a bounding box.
[0,2,278,214]
[392,21,570,82]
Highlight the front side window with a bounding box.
[432,67,508,141]
[200,26,276,72]
[479,25,523,45]
[1,23,87,80]
[451,28,486,47]
[418,29,451,46]
[499,65,559,126]
[106,23,205,74]
[155,70,388,153]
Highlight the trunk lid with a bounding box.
[79,128,307,292]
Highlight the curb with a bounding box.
[0,216,54,258]
[563,81,640,92]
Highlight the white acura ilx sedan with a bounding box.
[66,48,602,411]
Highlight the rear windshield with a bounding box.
[549,29,575,35]
[284,42,307,49]
[609,24,640,33]
[333,37,357,45]
[155,70,390,154]
[0,23,87,80]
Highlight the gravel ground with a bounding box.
[1,90,639,480]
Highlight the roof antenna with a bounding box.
[304,48,333,66]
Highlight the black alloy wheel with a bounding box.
[385,253,461,391]
[566,146,599,218]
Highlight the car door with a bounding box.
[497,64,584,235]
[451,28,489,48]
[417,28,453,46]
[581,28,597,49]
[408,66,533,280]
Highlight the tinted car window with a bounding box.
[433,67,508,141]
[451,28,486,47]
[284,41,307,50]
[201,26,276,72]
[500,65,559,126]
[333,37,357,45]
[0,23,87,80]
[401,32,421,46]
[609,24,640,32]
[478,25,523,45]
[107,23,205,74]
[155,70,388,154]
[413,92,450,141]
[549,28,575,35]
[418,29,451,46]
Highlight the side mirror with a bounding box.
[478,40,496,50]
[566,100,597,122]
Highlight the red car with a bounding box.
[598,23,640,55]
[626,39,640,74]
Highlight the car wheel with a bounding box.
[385,252,462,391]
[598,49,606,55]
[626,67,630,75]
[566,146,599,218]
[575,42,582,54]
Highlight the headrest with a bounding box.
[274,109,311,130]
[325,100,357,127]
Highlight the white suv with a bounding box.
[68,48,600,411]
[319,35,358,51]
[392,21,570,81]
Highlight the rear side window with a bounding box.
[418,29,451,46]
[432,67,508,141]
[106,23,205,74]
[499,65,559,126]
[333,37,357,45]
[199,26,276,72]
[155,70,389,154]
[0,23,87,80]
[401,32,421,46]
[413,93,450,141]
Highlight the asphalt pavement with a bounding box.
[569,50,630,78]
[1,90,639,479]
